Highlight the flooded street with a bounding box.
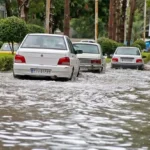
[0,67,150,150]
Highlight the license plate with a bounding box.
[79,59,90,64]
[30,68,51,74]
[122,58,132,62]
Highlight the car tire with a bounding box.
[63,68,74,81]
[111,64,116,69]
[138,66,144,70]
[69,68,74,80]
[13,71,19,78]
[98,67,103,73]
[77,67,80,77]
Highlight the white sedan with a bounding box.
[73,42,106,73]
[13,34,81,80]
[111,46,145,70]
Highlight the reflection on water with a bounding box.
[0,69,150,150]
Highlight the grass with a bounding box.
[105,58,111,63]
[142,52,150,64]
[0,53,14,58]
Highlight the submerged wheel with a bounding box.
[98,67,103,73]
[69,68,74,80]
[13,70,22,79]
[138,66,144,70]
[63,68,74,81]
[77,67,80,77]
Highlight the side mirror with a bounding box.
[142,55,146,58]
[76,50,83,54]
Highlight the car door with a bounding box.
[66,38,79,73]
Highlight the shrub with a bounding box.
[27,24,45,33]
[131,43,141,50]
[0,16,28,54]
[98,37,124,56]
[0,56,13,71]
[133,39,146,50]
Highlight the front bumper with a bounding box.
[13,63,72,78]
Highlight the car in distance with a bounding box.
[0,43,19,53]
[73,42,106,73]
[13,34,82,80]
[111,46,145,70]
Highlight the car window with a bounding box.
[1,43,19,51]
[115,47,140,55]
[67,38,76,54]
[73,44,99,54]
[21,35,67,50]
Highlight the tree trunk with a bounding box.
[108,0,114,39]
[5,0,12,17]
[116,0,121,42]
[17,0,29,22]
[120,0,127,43]
[64,0,70,36]
[112,0,117,41]
[127,0,136,46]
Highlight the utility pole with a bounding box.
[95,0,98,42]
[143,0,147,41]
[46,0,51,33]
[64,0,70,36]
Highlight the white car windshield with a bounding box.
[115,47,140,55]
[21,35,67,50]
[73,44,99,54]
[1,43,19,51]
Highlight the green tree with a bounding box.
[0,16,28,54]
[70,0,109,38]
[27,24,45,33]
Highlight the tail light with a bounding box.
[91,59,101,64]
[58,57,70,66]
[112,57,118,62]
[15,54,26,63]
[136,59,142,63]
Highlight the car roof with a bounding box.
[73,42,99,46]
[27,33,67,38]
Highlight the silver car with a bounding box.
[111,46,145,70]
[73,42,106,73]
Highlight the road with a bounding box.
[0,66,150,150]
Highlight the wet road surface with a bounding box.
[0,67,150,150]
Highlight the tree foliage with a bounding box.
[27,24,45,33]
[0,16,27,54]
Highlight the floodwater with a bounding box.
[0,67,150,150]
